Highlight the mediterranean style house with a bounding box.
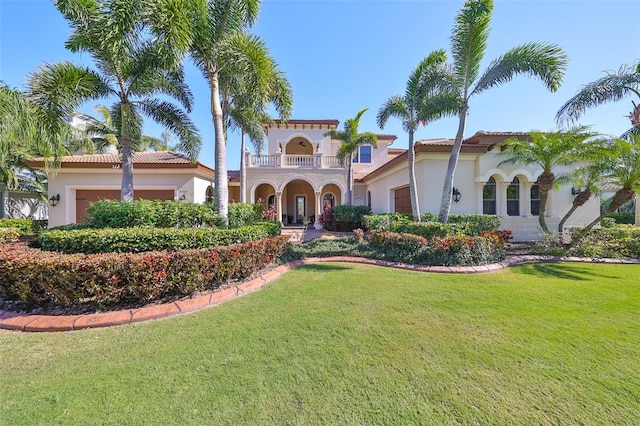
[28,118,600,241]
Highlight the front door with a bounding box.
[296,196,305,224]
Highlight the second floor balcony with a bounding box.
[246,152,344,169]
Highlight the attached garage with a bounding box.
[75,189,175,223]
[394,186,411,213]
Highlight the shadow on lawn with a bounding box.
[298,263,354,272]
[512,262,624,281]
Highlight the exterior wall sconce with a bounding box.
[179,194,186,201]
[571,187,581,196]
[452,187,461,203]
[48,194,60,207]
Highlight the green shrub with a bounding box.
[362,213,500,236]
[446,214,501,234]
[0,228,20,242]
[608,212,634,225]
[0,236,289,306]
[534,225,640,258]
[87,199,222,228]
[361,213,411,231]
[389,221,463,238]
[0,218,41,235]
[38,225,277,254]
[228,203,261,228]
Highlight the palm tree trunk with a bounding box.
[438,105,468,223]
[347,157,353,205]
[408,129,420,221]
[211,72,229,226]
[120,102,134,201]
[557,190,591,232]
[240,130,246,204]
[537,171,555,233]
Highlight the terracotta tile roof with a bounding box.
[25,151,215,175]
[360,131,529,182]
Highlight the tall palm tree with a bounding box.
[556,62,640,134]
[377,50,459,221]
[572,134,640,243]
[325,108,378,206]
[500,127,597,232]
[186,0,261,225]
[28,0,201,201]
[437,0,568,223]
[219,33,292,204]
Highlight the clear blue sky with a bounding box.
[1,0,639,170]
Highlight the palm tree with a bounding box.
[500,127,596,232]
[0,83,72,190]
[572,134,640,243]
[325,109,378,205]
[557,164,604,233]
[219,33,292,204]
[28,0,201,201]
[556,62,640,134]
[377,50,460,221]
[437,0,568,223]
[186,0,261,225]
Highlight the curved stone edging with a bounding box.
[2,255,639,333]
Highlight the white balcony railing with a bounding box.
[246,153,346,169]
[284,155,313,167]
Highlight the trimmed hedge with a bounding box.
[362,213,501,236]
[39,222,282,254]
[228,203,262,228]
[87,199,223,228]
[0,236,289,306]
[0,218,46,235]
[365,230,504,266]
[0,228,20,242]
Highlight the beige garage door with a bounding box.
[394,186,411,213]
[75,189,175,223]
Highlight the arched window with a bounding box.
[483,177,496,214]
[530,180,540,216]
[367,190,372,208]
[205,185,214,203]
[507,177,520,216]
[267,194,276,209]
[323,193,335,210]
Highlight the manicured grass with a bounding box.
[1,262,639,424]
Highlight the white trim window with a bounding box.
[353,145,372,163]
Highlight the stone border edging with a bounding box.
[2,255,639,333]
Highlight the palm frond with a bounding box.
[556,63,640,124]
[137,99,201,161]
[377,96,408,130]
[450,0,492,89]
[472,42,568,96]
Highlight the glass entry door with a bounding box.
[296,196,305,223]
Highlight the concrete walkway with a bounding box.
[2,253,639,333]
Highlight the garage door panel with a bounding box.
[394,186,411,214]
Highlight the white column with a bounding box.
[475,182,485,214]
[315,191,322,229]
[499,182,509,217]
[547,189,556,217]
[522,182,532,217]
[276,191,283,224]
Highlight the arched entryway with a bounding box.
[281,179,316,225]
[254,183,277,220]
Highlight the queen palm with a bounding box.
[556,62,640,134]
[28,0,201,201]
[377,50,459,221]
[437,0,568,223]
[325,109,377,206]
[500,127,596,232]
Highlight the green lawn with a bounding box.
[1,262,639,425]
